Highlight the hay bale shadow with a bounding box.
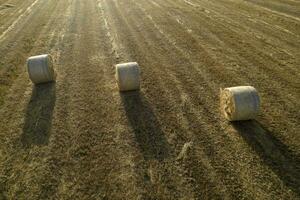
[232,120,300,196]
[21,83,56,147]
[121,91,170,161]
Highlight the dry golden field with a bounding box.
[0,0,299,199]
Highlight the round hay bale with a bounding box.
[220,86,260,121]
[115,62,140,92]
[27,54,56,84]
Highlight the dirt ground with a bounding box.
[0,0,299,199]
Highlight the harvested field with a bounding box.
[0,0,299,199]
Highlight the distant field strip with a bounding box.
[0,0,40,42]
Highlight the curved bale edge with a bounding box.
[220,86,260,121]
[115,62,140,92]
[27,54,56,84]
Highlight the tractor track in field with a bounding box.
[0,0,299,199]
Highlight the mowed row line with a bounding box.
[0,0,40,42]
[0,0,80,197]
[146,0,300,149]
[0,0,71,105]
[95,0,295,198]
[0,0,299,199]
